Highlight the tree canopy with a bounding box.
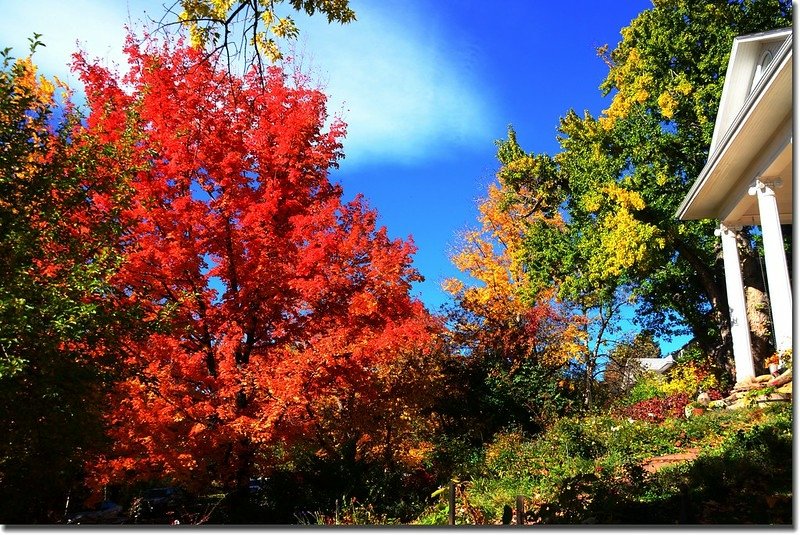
[72,36,438,501]
[492,0,792,382]
[170,0,355,65]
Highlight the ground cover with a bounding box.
[414,402,792,525]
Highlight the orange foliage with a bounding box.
[445,180,582,369]
[74,36,439,494]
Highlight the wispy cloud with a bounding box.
[294,1,496,167]
[3,0,495,166]
[1,0,160,84]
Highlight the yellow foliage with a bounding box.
[178,0,354,60]
[445,182,531,314]
[593,209,660,281]
[676,78,693,96]
[600,47,650,131]
[657,90,678,119]
[446,177,577,370]
[659,362,717,397]
[581,183,664,283]
[583,183,644,213]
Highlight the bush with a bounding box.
[415,403,792,525]
[617,393,690,423]
[621,358,722,413]
[661,362,717,397]
[624,372,665,405]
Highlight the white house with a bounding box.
[676,28,792,384]
[637,355,676,375]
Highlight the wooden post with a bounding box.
[516,495,524,525]
[448,482,456,525]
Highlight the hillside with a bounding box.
[415,401,792,525]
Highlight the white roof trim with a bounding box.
[676,29,792,221]
[710,27,793,152]
[635,355,675,374]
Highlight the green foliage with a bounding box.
[619,358,720,413]
[416,404,792,524]
[496,0,792,375]
[551,417,608,459]
[625,372,665,405]
[431,339,579,458]
[0,45,134,523]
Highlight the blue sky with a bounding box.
[4,0,690,352]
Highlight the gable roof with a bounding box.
[709,27,793,153]
[676,27,792,224]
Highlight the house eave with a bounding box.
[676,32,792,222]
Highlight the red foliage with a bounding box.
[74,36,439,494]
[618,393,690,424]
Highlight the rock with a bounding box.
[696,392,711,406]
[754,374,773,383]
[768,369,792,388]
[776,383,792,396]
[755,393,791,407]
[724,394,741,405]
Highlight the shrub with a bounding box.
[661,362,717,397]
[618,393,690,423]
[621,361,721,411]
[624,372,664,405]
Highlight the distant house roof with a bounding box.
[636,355,675,375]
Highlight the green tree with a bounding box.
[0,43,133,522]
[494,128,636,411]
[498,0,792,383]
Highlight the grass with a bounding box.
[414,403,792,525]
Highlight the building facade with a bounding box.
[676,28,793,383]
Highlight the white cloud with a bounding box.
[2,0,494,166]
[0,0,157,85]
[293,1,496,166]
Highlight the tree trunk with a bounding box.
[739,237,775,372]
[227,439,254,523]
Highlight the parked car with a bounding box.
[130,487,187,523]
[66,500,125,524]
[249,478,269,494]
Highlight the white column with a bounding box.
[715,223,755,382]
[748,180,793,353]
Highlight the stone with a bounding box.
[768,369,792,388]
[755,393,790,407]
[696,392,711,406]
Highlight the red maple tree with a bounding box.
[73,37,438,496]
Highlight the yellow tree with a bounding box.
[442,146,584,432]
[508,0,792,385]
